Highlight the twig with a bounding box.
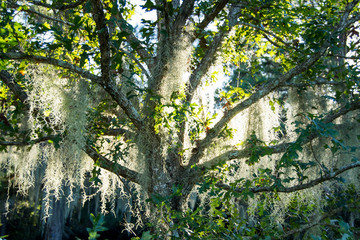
[216,161,360,194]
[28,0,87,10]
[7,1,76,27]
[0,135,58,146]
[120,48,153,82]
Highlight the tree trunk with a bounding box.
[140,128,194,237]
[44,196,64,240]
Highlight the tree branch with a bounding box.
[102,128,130,136]
[281,79,347,88]
[173,0,195,34]
[91,0,144,130]
[90,0,111,83]
[101,128,134,141]
[237,21,292,49]
[178,29,230,154]
[0,135,58,146]
[28,0,87,10]
[0,70,28,103]
[0,131,142,185]
[98,77,144,131]
[199,101,360,171]
[0,52,100,82]
[120,48,153,82]
[195,0,230,37]
[0,68,142,184]
[275,204,358,239]
[327,53,360,60]
[84,145,141,184]
[217,161,360,194]
[186,57,322,167]
[347,12,360,27]
[114,14,153,69]
[342,1,360,26]
[185,4,242,103]
[185,30,228,103]
[7,1,76,27]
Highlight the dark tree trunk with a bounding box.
[44,196,64,240]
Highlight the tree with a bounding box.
[0,0,360,239]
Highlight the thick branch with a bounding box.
[201,52,325,142]
[173,0,195,34]
[342,1,360,26]
[185,30,228,103]
[84,145,140,184]
[0,132,141,184]
[178,29,229,152]
[99,81,144,129]
[89,0,144,129]
[195,0,230,36]
[186,4,243,103]
[217,161,360,194]
[0,68,142,184]
[90,0,111,84]
[0,52,100,82]
[347,12,360,27]
[186,53,324,167]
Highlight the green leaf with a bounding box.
[140,231,153,240]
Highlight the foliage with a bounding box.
[0,0,360,239]
[141,141,360,239]
[86,213,109,240]
[0,224,8,240]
